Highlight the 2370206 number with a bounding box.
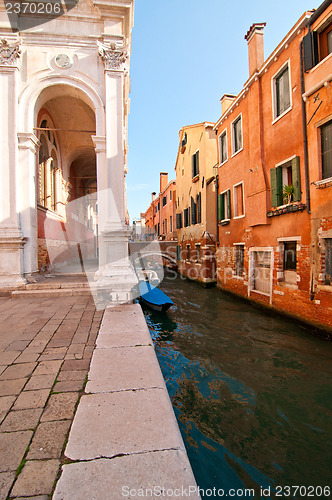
[275,485,330,497]
[5,2,61,15]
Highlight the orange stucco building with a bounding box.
[175,123,218,284]
[143,173,176,241]
[215,2,332,333]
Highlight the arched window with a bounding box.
[38,135,48,207]
[37,118,61,213]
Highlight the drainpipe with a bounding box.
[300,40,311,214]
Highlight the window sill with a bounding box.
[219,158,228,167]
[37,205,64,221]
[250,289,270,297]
[192,175,199,183]
[267,202,306,217]
[272,106,292,125]
[314,177,332,189]
[218,219,230,226]
[233,214,245,219]
[231,147,243,158]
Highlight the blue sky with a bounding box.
[126,0,320,222]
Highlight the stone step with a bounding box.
[11,288,93,298]
[25,282,90,290]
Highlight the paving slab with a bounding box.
[0,351,20,366]
[13,389,50,410]
[57,370,86,382]
[0,362,37,381]
[24,374,55,391]
[53,380,84,392]
[65,389,184,461]
[0,408,43,432]
[14,352,40,363]
[33,360,62,376]
[28,420,71,459]
[0,430,33,472]
[53,451,200,500]
[99,303,151,337]
[86,346,165,393]
[13,496,49,500]
[11,459,60,497]
[0,471,16,500]
[41,392,78,422]
[0,395,16,422]
[0,379,27,397]
[61,359,90,371]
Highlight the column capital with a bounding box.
[98,41,128,74]
[92,135,106,153]
[17,133,40,153]
[0,38,21,68]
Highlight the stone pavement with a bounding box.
[0,295,103,500]
[53,304,200,500]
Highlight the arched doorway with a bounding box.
[34,84,97,272]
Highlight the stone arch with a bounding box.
[19,75,105,136]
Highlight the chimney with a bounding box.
[220,94,237,115]
[245,23,266,76]
[152,192,156,202]
[160,172,168,193]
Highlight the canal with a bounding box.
[142,273,332,498]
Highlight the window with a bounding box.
[273,64,291,119]
[170,216,172,233]
[324,238,332,285]
[321,120,332,180]
[176,212,183,229]
[38,124,61,213]
[283,241,297,271]
[279,240,298,285]
[219,130,227,164]
[192,151,199,178]
[218,189,231,223]
[162,195,167,206]
[270,156,301,207]
[235,245,244,277]
[190,195,201,225]
[183,207,191,227]
[303,20,332,71]
[232,115,242,155]
[170,190,172,201]
[164,219,167,234]
[251,250,272,294]
[195,244,201,261]
[233,183,244,217]
[186,244,190,260]
[176,245,181,261]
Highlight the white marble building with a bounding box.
[0,0,136,301]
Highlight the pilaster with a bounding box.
[0,37,27,286]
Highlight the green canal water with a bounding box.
[142,274,332,498]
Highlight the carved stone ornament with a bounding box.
[0,39,21,66]
[98,42,128,71]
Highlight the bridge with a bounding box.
[129,240,178,268]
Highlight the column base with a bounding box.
[0,229,27,288]
[92,258,138,310]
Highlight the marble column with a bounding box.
[17,133,40,276]
[94,42,137,304]
[0,38,26,286]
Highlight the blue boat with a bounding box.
[138,280,174,312]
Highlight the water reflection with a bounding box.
[143,275,332,497]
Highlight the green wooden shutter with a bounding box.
[227,189,231,219]
[218,193,224,221]
[270,168,278,207]
[270,167,283,207]
[177,245,181,260]
[196,151,199,175]
[192,155,195,178]
[291,156,301,202]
